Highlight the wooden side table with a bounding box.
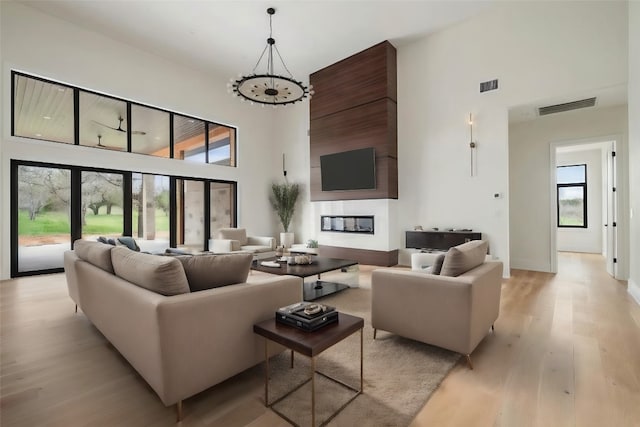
[253,312,364,427]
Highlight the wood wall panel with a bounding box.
[310,41,397,121]
[309,40,397,202]
[309,99,397,166]
[318,245,399,267]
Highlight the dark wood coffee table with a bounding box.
[254,312,364,427]
[251,257,358,301]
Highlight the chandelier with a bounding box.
[228,7,313,107]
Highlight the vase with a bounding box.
[280,232,294,248]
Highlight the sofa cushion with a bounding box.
[431,254,446,275]
[74,240,115,274]
[217,228,248,246]
[440,240,488,277]
[111,246,190,296]
[175,253,253,292]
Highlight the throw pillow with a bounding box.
[74,239,115,273]
[111,246,190,296]
[440,240,488,277]
[97,236,108,244]
[431,254,446,275]
[116,236,140,251]
[175,253,253,292]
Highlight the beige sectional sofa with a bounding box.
[371,240,502,368]
[64,240,302,420]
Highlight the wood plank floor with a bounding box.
[411,252,640,427]
[1,252,639,426]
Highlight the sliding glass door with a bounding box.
[210,182,235,236]
[81,171,125,240]
[15,164,71,273]
[175,179,205,251]
[11,160,237,277]
[132,173,170,253]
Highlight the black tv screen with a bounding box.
[320,147,376,191]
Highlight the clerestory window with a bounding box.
[12,71,237,166]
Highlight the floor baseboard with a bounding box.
[629,279,640,306]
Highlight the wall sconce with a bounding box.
[468,113,477,176]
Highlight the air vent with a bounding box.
[538,97,596,116]
[480,79,498,93]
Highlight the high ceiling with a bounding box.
[18,0,492,79]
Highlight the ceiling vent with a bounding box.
[538,97,596,116]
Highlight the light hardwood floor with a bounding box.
[1,252,639,426]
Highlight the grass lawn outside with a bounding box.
[19,207,169,237]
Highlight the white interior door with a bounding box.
[605,141,617,277]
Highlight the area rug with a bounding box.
[260,286,461,426]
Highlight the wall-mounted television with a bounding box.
[320,147,376,191]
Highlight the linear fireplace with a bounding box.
[321,215,374,234]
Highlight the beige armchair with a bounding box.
[208,228,276,260]
[371,240,502,368]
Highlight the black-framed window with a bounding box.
[10,159,237,277]
[557,164,587,228]
[11,71,237,166]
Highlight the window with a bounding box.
[557,164,587,228]
[13,74,74,144]
[208,123,236,166]
[173,115,206,161]
[131,104,170,158]
[79,91,127,151]
[12,72,237,166]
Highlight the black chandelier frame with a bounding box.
[229,7,312,106]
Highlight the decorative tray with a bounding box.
[260,261,281,268]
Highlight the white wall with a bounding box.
[0,2,285,279]
[270,104,312,244]
[397,1,627,276]
[556,148,604,254]
[275,1,629,276]
[509,106,627,272]
[628,1,640,305]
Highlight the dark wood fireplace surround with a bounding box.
[309,41,398,266]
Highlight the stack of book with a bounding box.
[276,302,338,331]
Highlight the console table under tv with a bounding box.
[405,230,482,251]
[406,230,482,270]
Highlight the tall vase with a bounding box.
[280,232,294,249]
